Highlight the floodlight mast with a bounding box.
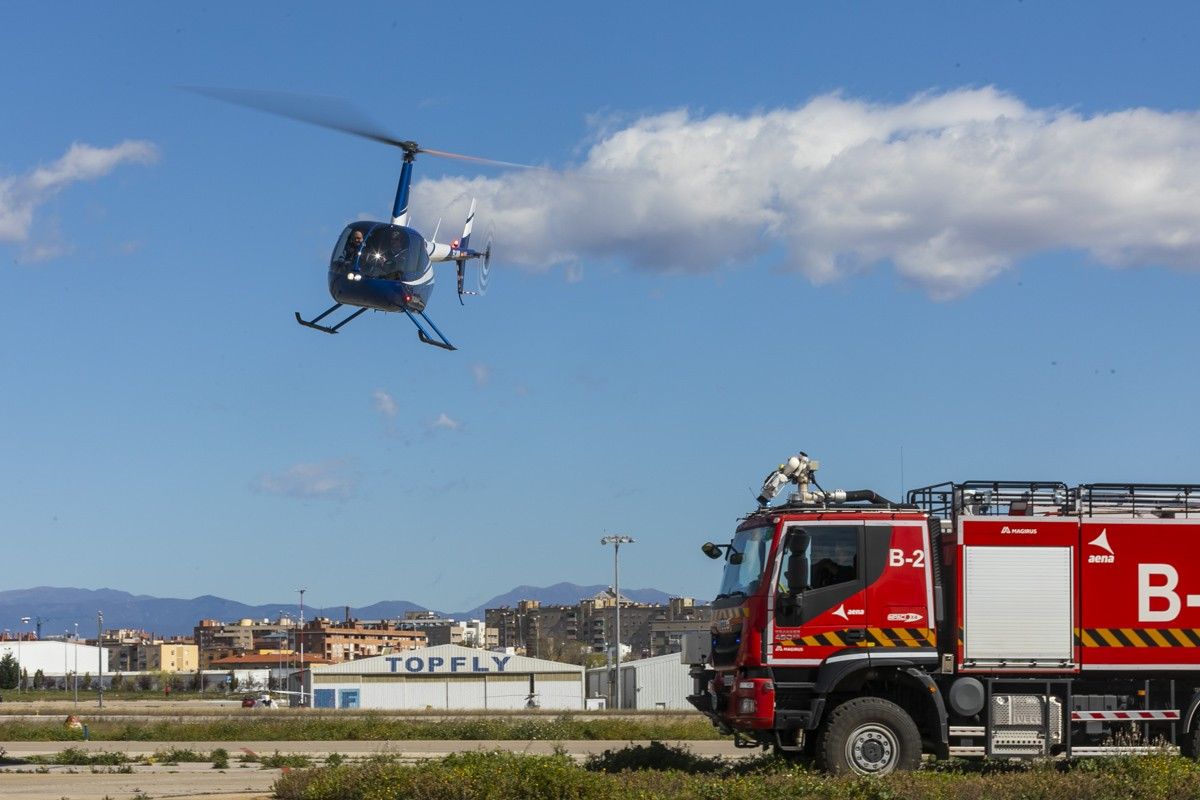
[600,535,635,710]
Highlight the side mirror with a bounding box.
[785,554,809,593]
[785,531,810,594]
[701,542,723,560]
[778,592,801,617]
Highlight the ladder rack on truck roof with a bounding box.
[906,480,1070,518]
[907,480,1200,519]
[1074,483,1200,518]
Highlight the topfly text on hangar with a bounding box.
[301,644,585,710]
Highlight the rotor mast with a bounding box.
[392,143,419,227]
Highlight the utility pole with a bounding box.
[600,535,634,711]
[97,611,104,709]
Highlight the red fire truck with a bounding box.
[688,453,1200,774]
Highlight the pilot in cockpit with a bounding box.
[341,230,364,266]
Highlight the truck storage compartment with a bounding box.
[963,546,1074,668]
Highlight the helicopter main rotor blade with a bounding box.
[185,86,413,149]
[417,147,545,171]
[185,86,543,169]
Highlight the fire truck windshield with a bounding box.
[716,525,773,599]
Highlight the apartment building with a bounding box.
[485,592,712,661]
[401,612,499,648]
[296,618,427,662]
[193,618,295,669]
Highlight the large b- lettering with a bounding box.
[1138,564,1181,622]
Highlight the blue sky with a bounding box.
[2,2,1199,615]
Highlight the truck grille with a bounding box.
[711,632,740,667]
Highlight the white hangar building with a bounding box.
[0,640,108,681]
[302,645,585,710]
[586,653,694,710]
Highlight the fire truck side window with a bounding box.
[808,527,859,590]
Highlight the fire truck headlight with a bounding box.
[738,698,757,714]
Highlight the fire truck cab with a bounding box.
[689,453,1200,774]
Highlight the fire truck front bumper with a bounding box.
[691,676,776,730]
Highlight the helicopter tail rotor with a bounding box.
[456,200,492,304]
[478,224,494,296]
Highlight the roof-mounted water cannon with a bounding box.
[756,451,901,509]
[757,453,821,507]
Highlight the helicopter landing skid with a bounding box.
[403,309,457,351]
[294,303,368,334]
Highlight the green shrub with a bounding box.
[45,748,127,766]
[152,747,209,763]
[258,751,313,769]
[585,741,724,773]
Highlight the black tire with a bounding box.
[1183,725,1200,760]
[817,697,922,776]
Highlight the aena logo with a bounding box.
[832,604,864,620]
[1088,529,1115,563]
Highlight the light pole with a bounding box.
[73,623,79,706]
[97,611,104,709]
[18,616,30,693]
[600,535,634,710]
[297,588,306,706]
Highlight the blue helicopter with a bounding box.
[192,88,521,351]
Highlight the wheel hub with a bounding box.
[847,724,898,774]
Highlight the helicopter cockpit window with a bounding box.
[360,226,428,282]
[330,224,370,273]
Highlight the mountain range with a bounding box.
[0,583,676,637]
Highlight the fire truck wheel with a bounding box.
[1184,724,1200,760]
[818,697,922,776]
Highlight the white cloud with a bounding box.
[0,140,158,248]
[470,363,492,387]
[429,412,462,432]
[372,388,398,418]
[410,88,1200,297]
[253,460,354,499]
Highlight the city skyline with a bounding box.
[0,581,679,637]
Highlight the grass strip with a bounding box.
[0,714,721,742]
[275,748,1200,800]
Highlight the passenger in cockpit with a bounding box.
[384,228,409,280]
